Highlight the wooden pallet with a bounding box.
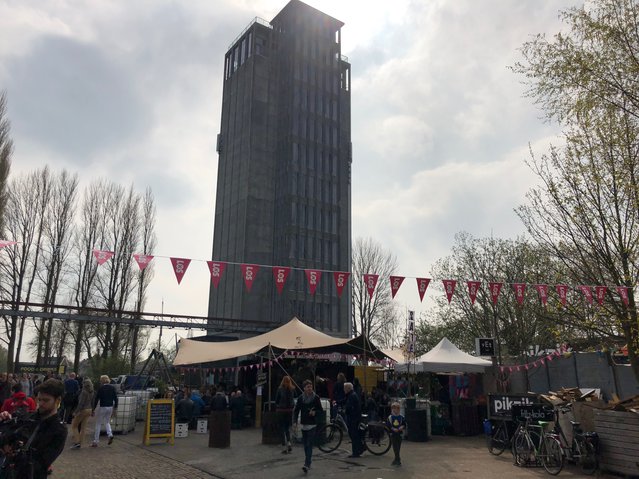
[593,409,639,477]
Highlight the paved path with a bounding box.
[54,422,614,479]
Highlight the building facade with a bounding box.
[208,0,352,336]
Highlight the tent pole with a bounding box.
[268,343,273,411]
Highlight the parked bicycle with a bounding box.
[316,407,392,455]
[486,418,516,456]
[511,415,564,475]
[550,405,599,475]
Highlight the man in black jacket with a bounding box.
[344,382,364,458]
[0,378,68,479]
[293,380,323,474]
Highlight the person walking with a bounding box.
[275,376,295,454]
[293,379,322,474]
[386,401,406,466]
[63,372,80,424]
[344,382,364,458]
[91,375,118,447]
[69,378,95,449]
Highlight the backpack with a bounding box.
[9,397,30,418]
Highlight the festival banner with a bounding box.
[513,283,526,305]
[241,264,260,292]
[442,279,457,303]
[170,257,191,284]
[535,284,549,306]
[617,286,629,306]
[595,286,607,306]
[488,282,503,305]
[579,286,593,305]
[133,254,154,271]
[0,240,17,249]
[305,269,322,295]
[333,271,350,298]
[93,249,114,265]
[389,276,405,299]
[363,274,379,300]
[416,278,431,302]
[207,261,227,288]
[556,284,569,307]
[272,266,291,294]
[467,281,480,305]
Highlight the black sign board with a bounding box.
[488,393,538,420]
[144,399,175,445]
[475,338,495,356]
[511,404,555,423]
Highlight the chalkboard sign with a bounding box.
[144,399,175,445]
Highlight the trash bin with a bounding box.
[208,410,231,448]
[405,398,417,410]
[261,410,281,445]
[406,408,429,442]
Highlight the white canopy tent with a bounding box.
[174,317,352,366]
[395,337,493,374]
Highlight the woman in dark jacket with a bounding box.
[275,376,296,453]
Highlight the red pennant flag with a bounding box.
[595,286,607,305]
[170,257,191,284]
[535,284,549,306]
[389,276,405,299]
[133,254,154,271]
[579,286,593,305]
[305,269,322,295]
[0,240,17,249]
[363,274,379,299]
[207,261,227,288]
[513,283,526,305]
[416,278,431,302]
[467,281,480,305]
[617,286,630,306]
[442,279,457,303]
[241,264,260,292]
[333,271,350,298]
[556,284,569,306]
[488,282,503,305]
[272,266,291,294]
[92,249,114,265]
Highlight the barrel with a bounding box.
[406,408,429,442]
[261,411,281,445]
[208,410,231,448]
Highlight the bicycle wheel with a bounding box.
[541,435,564,476]
[579,439,598,475]
[512,429,531,466]
[488,421,509,456]
[317,424,342,453]
[363,423,392,455]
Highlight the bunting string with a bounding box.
[0,240,634,306]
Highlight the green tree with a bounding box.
[513,0,639,381]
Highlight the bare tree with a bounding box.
[0,91,13,233]
[351,237,400,344]
[0,168,51,371]
[35,170,78,366]
[130,187,156,371]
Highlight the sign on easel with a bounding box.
[144,399,175,446]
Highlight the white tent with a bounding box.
[396,337,492,374]
[174,317,351,366]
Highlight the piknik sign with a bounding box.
[488,393,538,420]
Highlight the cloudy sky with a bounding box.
[0,0,576,343]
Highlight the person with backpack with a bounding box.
[0,382,36,416]
[275,376,295,454]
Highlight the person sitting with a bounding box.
[175,393,195,426]
[189,390,205,429]
[1,383,37,416]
